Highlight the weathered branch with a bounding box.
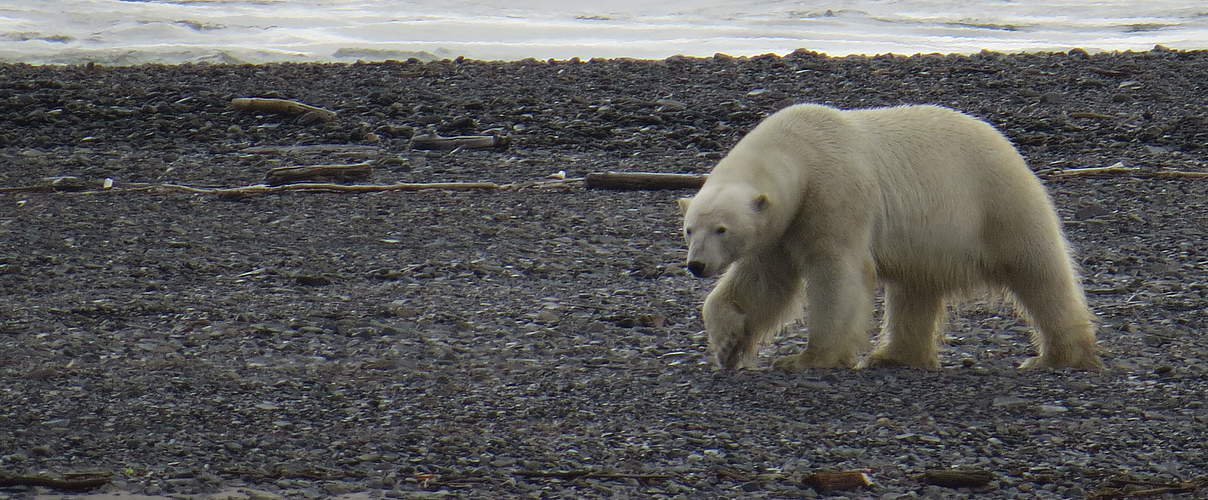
[0,471,111,491]
[241,144,379,156]
[410,134,510,151]
[264,163,374,186]
[1090,474,1207,499]
[1,171,705,196]
[0,176,112,193]
[513,469,671,481]
[584,172,706,190]
[230,97,337,123]
[804,470,873,492]
[152,181,507,198]
[1052,164,1208,178]
[0,179,583,196]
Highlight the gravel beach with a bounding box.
[1,49,1206,498]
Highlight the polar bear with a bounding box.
[678,103,1102,371]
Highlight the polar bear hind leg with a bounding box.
[1006,252,1102,370]
[861,284,947,369]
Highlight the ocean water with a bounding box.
[1,0,1206,65]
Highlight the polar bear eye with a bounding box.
[685,228,694,236]
[715,226,727,235]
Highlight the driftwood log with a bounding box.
[1090,474,1208,499]
[157,181,507,199]
[1053,163,1208,178]
[410,134,510,151]
[513,469,672,481]
[264,163,374,186]
[230,97,337,124]
[0,179,547,196]
[922,469,995,488]
[0,176,113,193]
[584,172,706,190]
[803,470,873,492]
[28,163,1207,198]
[0,471,111,491]
[241,144,380,156]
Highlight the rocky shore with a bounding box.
[0,48,1205,498]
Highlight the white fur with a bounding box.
[680,103,1102,371]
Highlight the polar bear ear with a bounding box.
[676,197,692,214]
[752,193,770,212]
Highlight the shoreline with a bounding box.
[1,44,1204,68]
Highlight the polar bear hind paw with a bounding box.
[859,352,940,370]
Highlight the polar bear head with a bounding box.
[678,186,770,278]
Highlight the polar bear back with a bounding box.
[716,104,1067,291]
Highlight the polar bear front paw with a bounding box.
[772,351,856,371]
[713,344,756,370]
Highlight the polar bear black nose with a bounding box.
[687,261,706,277]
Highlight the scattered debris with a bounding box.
[230,97,337,123]
[922,469,995,488]
[1090,474,1207,499]
[264,162,374,185]
[803,470,873,492]
[1054,162,1208,178]
[584,171,706,190]
[0,470,111,491]
[513,469,672,481]
[410,133,510,151]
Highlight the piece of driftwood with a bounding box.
[264,163,373,186]
[922,469,995,488]
[3,171,710,196]
[155,181,506,198]
[410,134,510,151]
[1053,165,1208,178]
[0,178,581,196]
[0,176,113,193]
[513,469,671,481]
[584,172,706,190]
[804,470,873,492]
[1090,474,1207,499]
[230,97,337,123]
[0,471,111,491]
[241,144,379,155]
